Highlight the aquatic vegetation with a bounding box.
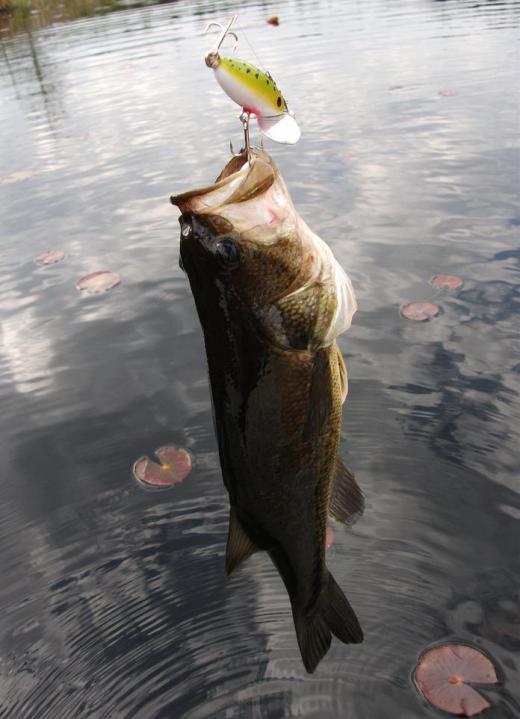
[36,250,65,265]
[431,275,464,290]
[133,447,192,489]
[0,0,149,33]
[267,15,279,26]
[414,643,499,716]
[400,301,440,321]
[76,271,121,294]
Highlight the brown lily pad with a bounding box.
[414,643,499,717]
[267,15,280,25]
[76,271,121,294]
[36,250,65,266]
[431,274,464,290]
[133,446,192,489]
[401,301,440,321]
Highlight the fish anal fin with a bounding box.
[225,508,259,575]
[329,457,364,525]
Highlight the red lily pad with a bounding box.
[133,446,192,489]
[415,643,499,717]
[325,526,334,550]
[76,271,121,294]
[401,301,440,321]
[36,250,65,265]
[431,274,464,290]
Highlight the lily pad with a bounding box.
[401,301,440,321]
[267,15,280,25]
[36,250,65,266]
[76,271,121,294]
[133,446,192,489]
[414,643,499,717]
[431,274,464,290]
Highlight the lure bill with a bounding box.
[205,17,301,145]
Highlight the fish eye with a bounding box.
[215,238,240,270]
[179,214,192,238]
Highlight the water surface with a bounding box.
[1,0,519,716]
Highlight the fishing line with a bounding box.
[235,19,267,72]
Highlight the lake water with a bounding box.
[1,0,519,717]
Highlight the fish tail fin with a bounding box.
[292,571,363,673]
[324,572,363,645]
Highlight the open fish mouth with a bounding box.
[171,149,357,343]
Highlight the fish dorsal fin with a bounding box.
[226,508,258,575]
[329,457,364,526]
[334,344,348,405]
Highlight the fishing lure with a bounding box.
[204,16,301,154]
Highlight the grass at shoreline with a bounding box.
[0,0,160,33]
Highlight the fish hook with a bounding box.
[204,15,239,57]
[240,110,251,165]
[228,111,252,165]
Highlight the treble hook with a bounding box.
[228,110,252,165]
[204,15,239,56]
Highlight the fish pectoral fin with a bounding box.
[334,344,348,405]
[303,348,334,441]
[225,508,259,575]
[329,457,365,526]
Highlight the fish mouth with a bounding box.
[170,148,291,239]
[170,154,250,215]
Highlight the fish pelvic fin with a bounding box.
[292,571,363,673]
[329,457,365,526]
[225,507,259,575]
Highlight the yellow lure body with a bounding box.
[206,52,301,144]
[215,57,287,116]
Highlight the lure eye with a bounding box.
[215,238,240,270]
[179,215,192,238]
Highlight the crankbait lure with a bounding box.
[204,16,301,154]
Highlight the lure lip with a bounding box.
[257,112,301,145]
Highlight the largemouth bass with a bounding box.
[171,149,364,672]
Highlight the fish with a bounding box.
[205,51,300,144]
[170,148,363,672]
